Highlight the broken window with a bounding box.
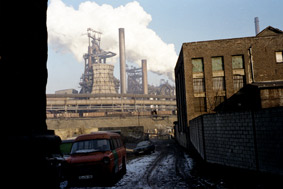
[212,77,225,91]
[194,97,207,112]
[232,55,244,69]
[192,58,204,73]
[212,57,224,71]
[275,51,283,63]
[193,78,205,93]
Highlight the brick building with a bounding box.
[175,26,283,147]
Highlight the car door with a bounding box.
[111,137,119,174]
[115,137,123,170]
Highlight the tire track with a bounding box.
[114,140,193,189]
[145,141,191,188]
[145,151,167,187]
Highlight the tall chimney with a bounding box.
[119,28,126,94]
[142,59,148,95]
[254,17,260,35]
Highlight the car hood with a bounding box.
[67,151,109,164]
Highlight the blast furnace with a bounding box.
[79,28,119,94]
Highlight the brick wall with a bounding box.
[190,107,283,175]
[189,116,205,159]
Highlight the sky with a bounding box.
[46,0,283,93]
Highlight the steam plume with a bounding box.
[47,0,177,80]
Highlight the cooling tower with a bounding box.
[91,64,117,94]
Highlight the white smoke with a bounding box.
[47,0,177,80]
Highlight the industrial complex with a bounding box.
[46,28,176,117]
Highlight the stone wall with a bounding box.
[190,107,283,175]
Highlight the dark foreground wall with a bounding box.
[1,1,61,188]
[190,107,283,176]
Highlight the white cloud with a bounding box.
[47,0,177,80]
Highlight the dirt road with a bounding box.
[114,139,193,188]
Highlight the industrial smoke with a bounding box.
[47,0,177,80]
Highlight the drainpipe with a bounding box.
[248,46,255,83]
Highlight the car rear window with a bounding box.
[71,139,111,154]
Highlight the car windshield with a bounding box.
[137,141,150,147]
[71,139,111,154]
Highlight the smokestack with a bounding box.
[254,17,260,35]
[142,59,148,95]
[119,28,126,94]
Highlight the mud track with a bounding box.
[143,140,192,188]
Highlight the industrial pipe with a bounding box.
[142,59,148,94]
[119,28,126,94]
[254,17,260,35]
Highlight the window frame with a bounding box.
[193,78,205,93]
[232,55,244,69]
[193,97,207,112]
[211,56,224,71]
[192,58,204,73]
[212,76,226,92]
[275,51,283,63]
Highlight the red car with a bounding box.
[66,132,126,184]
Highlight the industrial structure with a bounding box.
[126,60,175,96]
[79,28,119,94]
[126,59,149,94]
[119,28,127,94]
[48,28,176,116]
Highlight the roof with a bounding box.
[256,26,283,37]
[181,26,283,47]
[75,131,120,141]
[251,81,283,88]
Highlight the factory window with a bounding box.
[193,78,205,93]
[192,58,204,73]
[212,57,224,71]
[212,77,225,91]
[232,55,244,69]
[194,97,207,112]
[233,75,245,92]
[275,51,283,63]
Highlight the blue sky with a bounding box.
[47,0,283,93]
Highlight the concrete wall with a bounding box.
[190,107,283,175]
[47,115,176,140]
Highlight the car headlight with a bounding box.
[103,157,110,164]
